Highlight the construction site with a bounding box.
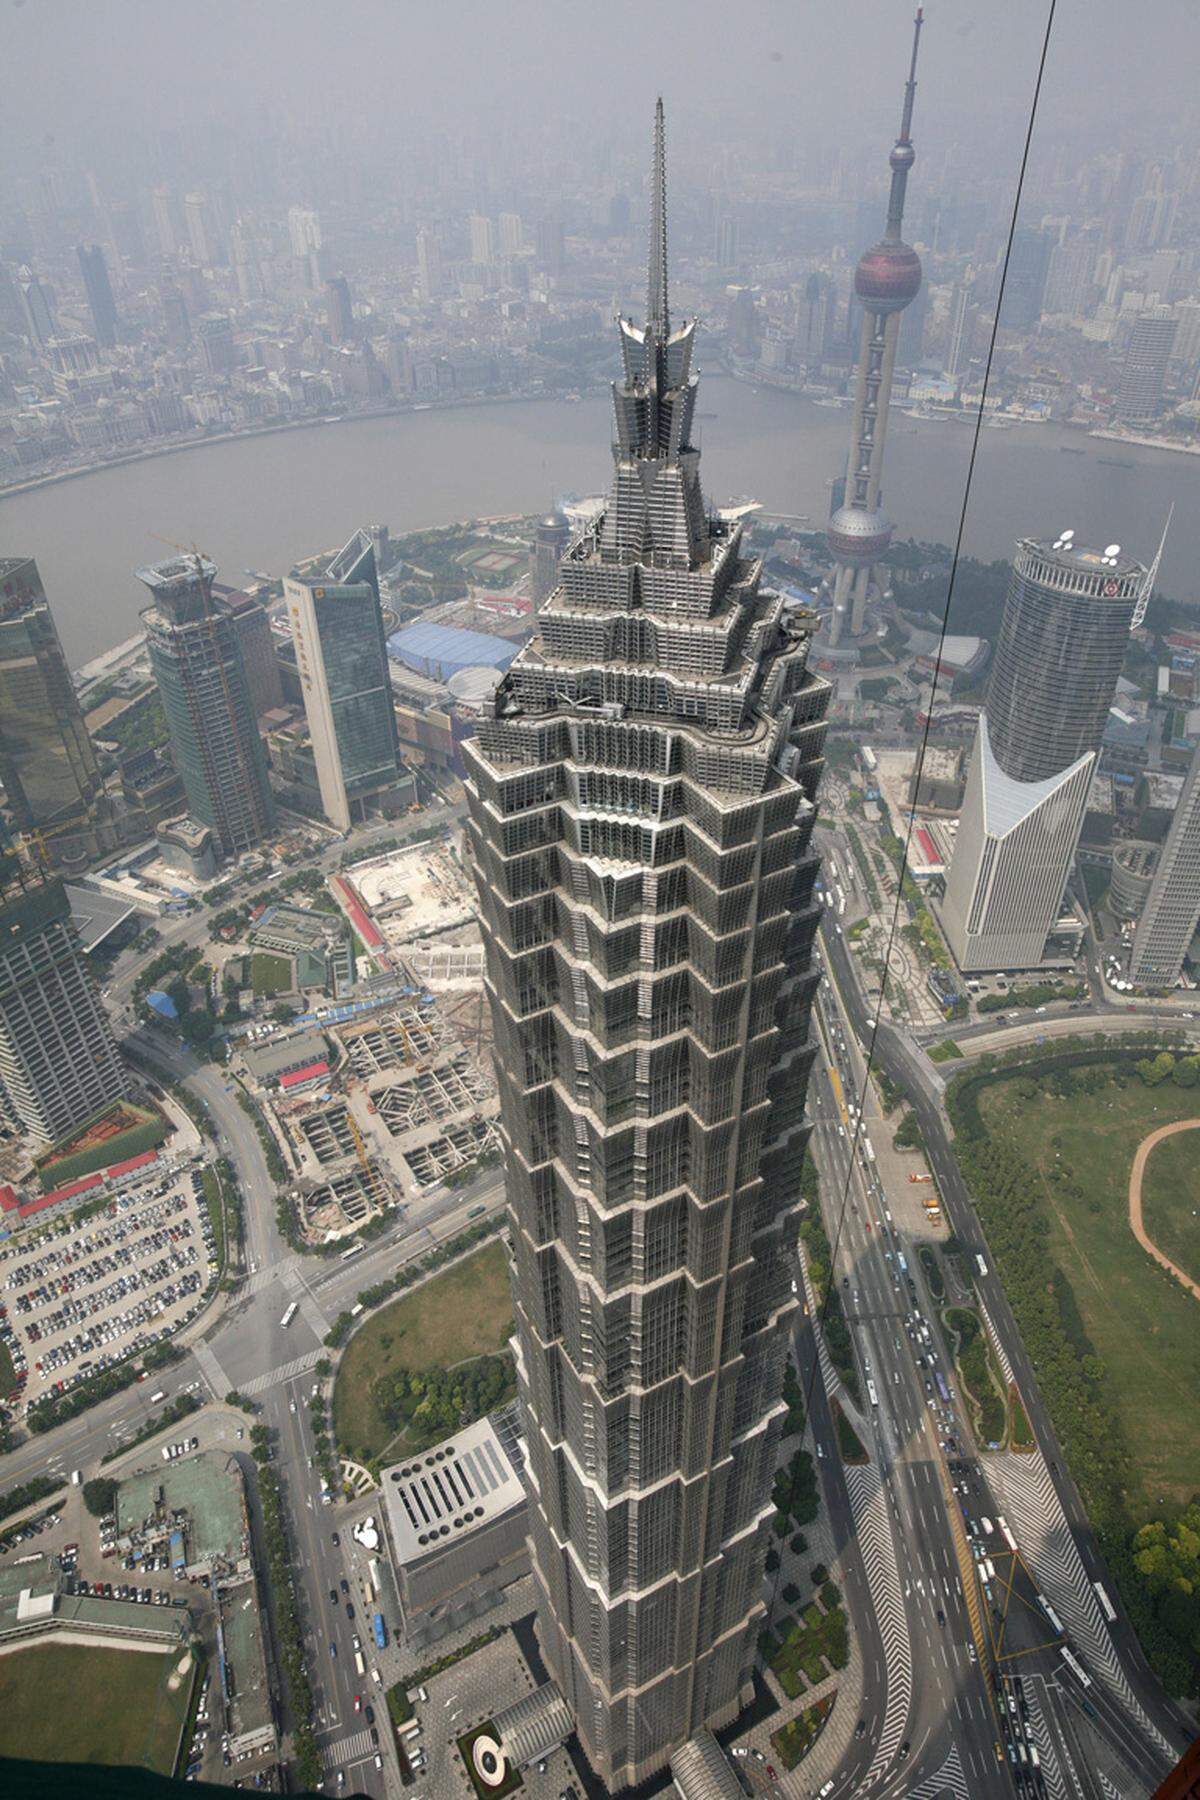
[258,989,498,1245]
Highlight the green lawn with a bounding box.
[1140,1126,1200,1288]
[0,1641,194,1773]
[978,1076,1200,1511]
[333,1239,513,1462]
[250,951,293,996]
[763,1600,849,1699]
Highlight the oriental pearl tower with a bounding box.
[826,8,924,648]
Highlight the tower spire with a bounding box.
[885,7,924,242]
[647,96,669,335]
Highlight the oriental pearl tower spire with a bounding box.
[826,8,925,647]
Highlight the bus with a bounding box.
[976,1254,989,1277]
[372,1612,388,1650]
[1037,1593,1065,1636]
[340,1243,363,1262]
[280,1302,298,1329]
[1094,1582,1117,1625]
[867,1379,879,1408]
[354,1649,366,1677]
[997,1516,1018,1553]
[934,1370,950,1404]
[1060,1647,1092,1689]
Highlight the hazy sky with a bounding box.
[3,0,1197,191]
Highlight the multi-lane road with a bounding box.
[811,904,1194,1796]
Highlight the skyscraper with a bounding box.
[76,243,119,348]
[826,11,924,647]
[1116,308,1178,425]
[714,212,739,269]
[152,185,178,257]
[184,191,221,267]
[999,226,1050,331]
[470,213,495,265]
[0,867,128,1147]
[463,101,829,1789]
[139,556,275,861]
[1130,739,1200,989]
[941,534,1145,972]
[531,510,570,606]
[324,275,356,344]
[498,211,524,257]
[284,530,400,832]
[1042,233,1096,320]
[0,557,113,871]
[944,274,976,382]
[416,229,442,301]
[16,267,55,348]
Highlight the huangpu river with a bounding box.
[1,375,1195,665]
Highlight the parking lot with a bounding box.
[0,1162,216,1407]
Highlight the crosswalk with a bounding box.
[322,1726,374,1770]
[242,1349,322,1396]
[987,1453,1175,1762]
[904,1743,969,1800]
[283,1263,332,1339]
[1025,1675,1076,1800]
[192,1339,231,1399]
[798,1246,839,1399]
[844,1463,912,1787]
[976,1299,1014,1385]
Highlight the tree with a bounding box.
[82,1477,119,1518]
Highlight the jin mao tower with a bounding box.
[464,103,830,1789]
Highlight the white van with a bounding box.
[70,1469,82,1486]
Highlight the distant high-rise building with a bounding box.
[160,283,191,349]
[1129,739,1200,989]
[944,274,976,381]
[1042,234,1096,319]
[463,98,829,1792]
[1171,299,1200,371]
[826,11,924,646]
[1116,307,1177,424]
[198,311,236,375]
[284,530,400,832]
[76,242,119,348]
[16,267,55,348]
[498,211,523,257]
[0,557,113,871]
[151,185,178,257]
[184,191,222,267]
[728,285,760,358]
[530,510,569,606]
[1126,179,1178,253]
[798,272,833,363]
[0,869,129,1147]
[897,271,929,365]
[999,226,1050,331]
[139,556,275,861]
[324,275,356,343]
[416,228,442,301]
[469,213,495,265]
[942,535,1144,972]
[534,217,565,279]
[230,220,263,302]
[288,205,322,261]
[714,212,739,268]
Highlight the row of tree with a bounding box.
[251,1438,321,1789]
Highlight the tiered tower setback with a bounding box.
[826,10,924,646]
[463,102,831,1790]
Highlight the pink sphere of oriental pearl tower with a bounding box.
[826,9,925,648]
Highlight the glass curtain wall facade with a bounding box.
[463,103,830,1790]
[0,556,113,871]
[285,530,399,832]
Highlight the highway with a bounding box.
[816,906,1194,1794]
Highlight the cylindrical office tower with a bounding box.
[986,538,1144,782]
[463,101,830,1790]
[941,534,1145,974]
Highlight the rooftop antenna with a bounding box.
[647,97,669,336]
[1131,504,1173,630]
